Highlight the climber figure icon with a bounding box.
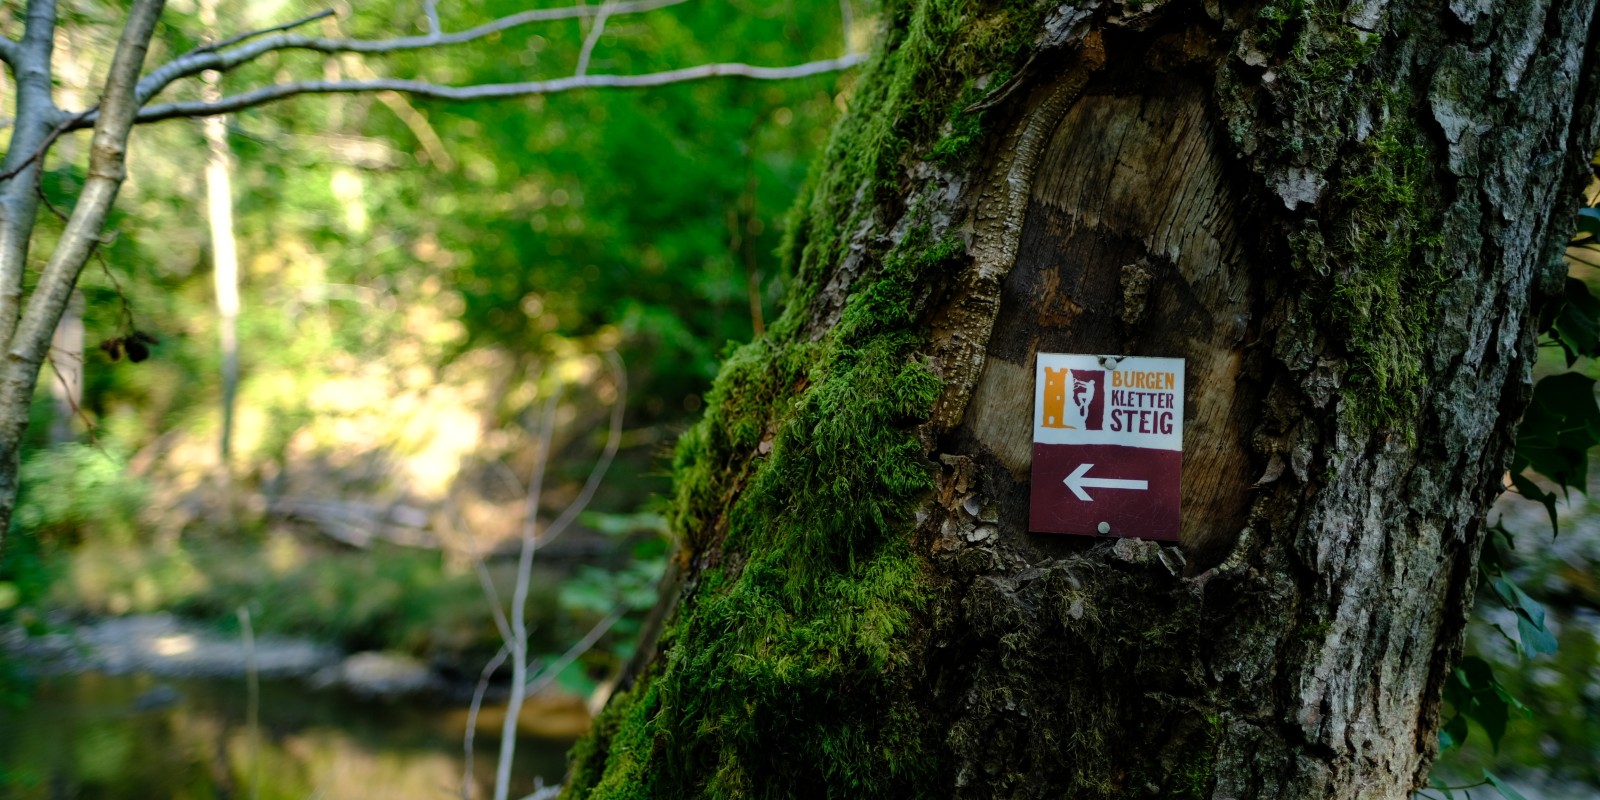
[1041,367,1104,430]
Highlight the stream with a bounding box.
[0,671,577,799]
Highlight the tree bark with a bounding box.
[0,0,166,553]
[566,0,1600,798]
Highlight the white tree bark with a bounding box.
[200,0,241,470]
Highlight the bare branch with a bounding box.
[462,645,509,800]
[199,8,336,54]
[539,351,626,547]
[523,604,624,697]
[0,37,19,67]
[575,0,619,78]
[423,0,442,39]
[130,0,690,108]
[0,110,91,184]
[0,0,166,550]
[104,55,867,128]
[494,389,561,800]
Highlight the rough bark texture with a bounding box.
[566,0,1600,798]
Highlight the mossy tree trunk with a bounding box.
[565,0,1600,797]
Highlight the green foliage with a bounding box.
[13,444,148,545]
[1477,529,1559,660]
[1549,278,1600,365]
[1509,373,1600,532]
[1439,656,1529,752]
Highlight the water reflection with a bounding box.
[0,672,574,799]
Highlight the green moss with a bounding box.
[565,3,1083,795]
[566,225,970,800]
[1308,126,1447,430]
[776,0,1052,333]
[1233,0,1448,433]
[1176,714,1224,799]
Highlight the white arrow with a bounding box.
[1063,463,1148,501]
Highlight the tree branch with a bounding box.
[197,8,336,54]
[423,0,442,39]
[575,0,619,78]
[0,37,18,67]
[0,0,166,550]
[95,55,867,128]
[129,0,690,108]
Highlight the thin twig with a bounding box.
[539,351,627,546]
[86,55,868,128]
[423,0,442,39]
[44,352,101,445]
[462,644,510,800]
[0,109,92,184]
[34,180,69,223]
[124,0,691,108]
[449,504,514,647]
[198,8,336,54]
[523,604,624,697]
[575,0,618,78]
[494,390,562,800]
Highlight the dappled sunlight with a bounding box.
[4,0,850,795]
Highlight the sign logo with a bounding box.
[1029,353,1185,540]
[1041,367,1104,430]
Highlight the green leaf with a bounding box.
[1508,472,1560,537]
[1552,279,1600,365]
[1475,688,1509,749]
[1491,577,1560,657]
[1429,776,1456,799]
[1456,655,1494,688]
[1513,373,1600,493]
[1484,770,1529,800]
[1578,207,1600,238]
[1448,657,1520,750]
[1515,614,1559,656]
[1441,712,1468,750]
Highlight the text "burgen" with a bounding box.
[1109,370,1176,391]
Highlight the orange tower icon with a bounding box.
[1043,367,1073,428]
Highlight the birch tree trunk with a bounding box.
[200,0,242,471]
[565,0,1600,797]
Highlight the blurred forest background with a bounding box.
[0,1,1594,798]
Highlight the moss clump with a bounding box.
[1176,714,1224,799]
[778,0,1056,327]
[1290,125,1446,430]
[564,223,966,798]
[1229,0,1447,432]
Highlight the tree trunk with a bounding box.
[566,0,1600,798]
[200,0,242,472]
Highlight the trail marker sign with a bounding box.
[1029,353,1185,540]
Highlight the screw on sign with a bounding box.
[1029,353,1185,540]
